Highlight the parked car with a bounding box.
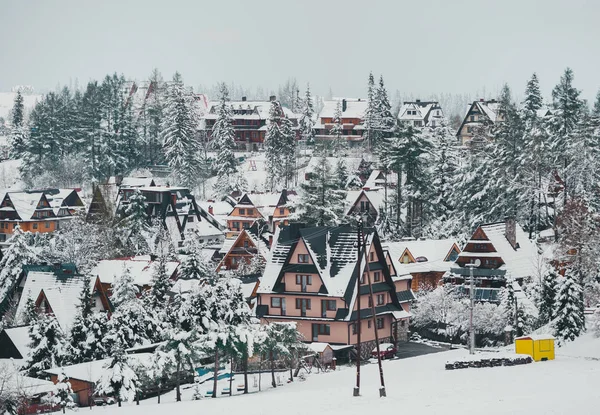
[371,343,397,359]
[92,396,115,406]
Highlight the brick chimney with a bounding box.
[208,205,214,215]
[268,234,273,248]
[241,96,247,102]
[505,217,517,249]
[269,95,276,102]
[342,99,347,112]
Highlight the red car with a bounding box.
[371,343,397,359]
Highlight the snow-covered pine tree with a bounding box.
[11,91,24,128]
[538,266,559,325]
[50,371,74,413]
[265,101,285,189]
[26,313,69,377]
[119,188,150,255]
[212,83,239,197]
[553,268,584,343]
[500,281,517,335]
[79,81,104,180]
[96,342,139,407]
[490,84,524,221]
[334,157,348,190]
[110,265,138,309]
[159,329,203,402]
[364,72,376,150]
[69,277,94,363]
[330,101,345,153]
[0,228,43,309]
[295,156,346,226]
[519,73,552,238]
[298,84,315,145]
[257,322,300,388]
[372,75,395,150]
[279,113,297,189]
[423,118,460,238]
[145,68,167,165]
[179,235,214,281]
[161,72,201,189]
[146,252,172,310]
[8,91,27,159]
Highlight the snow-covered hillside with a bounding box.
[96,336,600,415]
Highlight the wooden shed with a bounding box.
[515,335,555,361]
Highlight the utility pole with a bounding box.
[361,227,387,397]
[466,259,480,355]
[353,218,362,397]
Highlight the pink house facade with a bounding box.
[256,224,412,352]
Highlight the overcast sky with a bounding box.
[1,0,598,104]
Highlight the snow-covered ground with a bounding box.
[93,334,600,415]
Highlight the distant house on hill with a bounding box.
[397,100,444,128]
[256,224,411,347]
[456,99,503,147]
[345,189,387,227]
[314,98,368,145]
[202,96,299,151]
[0,189,84,245]
[217,221,271,273]
[225,190,296,236]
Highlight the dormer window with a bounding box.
[298,254,309,263]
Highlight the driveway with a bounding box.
[394,341,450,359]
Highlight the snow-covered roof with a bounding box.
[181,215,223,239]
[197,200,234,228]
[237,191,298,219]
[15,271,89,330]
[345,189,387,216]
[5,191,48,221]
[397,101,442,123]
[120,177,155,187]
[45,353,153,383]
[364,169,399,188]
[204,100,296,120]
[2,325,31,361]
[457,222,538,280]
[0,359,55,396]
[318,98,368,119]
[307,342,332,353]
[90,256,179,287]
[385,239,459,276]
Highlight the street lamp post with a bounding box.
[465,259,480,355]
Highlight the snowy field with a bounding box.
[92,333,600,415]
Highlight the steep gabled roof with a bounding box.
[90,256,179,287]
[385,239,460,276]
[318,98,368,119]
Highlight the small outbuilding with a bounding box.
[515,335,555,362]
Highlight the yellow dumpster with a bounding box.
[515,335,555,361]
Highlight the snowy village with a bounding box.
[1,2,600,414]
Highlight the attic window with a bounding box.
[298,254,309,263]
[247,209,254,215]
[415,256,428,263]
[239,208,246,215]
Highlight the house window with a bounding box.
[360,273,366,284]
[414,120,422,127]
[188,216,194,222]
[368,296,373,307]
[374,271,381,282]
[467,126,473,133]
[295,275,312,292]
[377,294,385,306]
[45,222,50,229]
[233,222,240,230]
[360,201,370,212]
[247,209,254,215]
[243,240,249,249]
[368,320,372,329]
[470,115,475,122]
[271,297,281,308]
[33,223,38,230]
[316,324,330,335]
[243,222,250,229]
[321,299,336,316]
[370,252,374,262]
[351,323,357,335]
[298,254,309,263]
[376,317,385,330]
[279,208,285,215]
[295,298,311,316]
[239,208,246,215]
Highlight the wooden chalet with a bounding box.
[256,224,412,347]
[397,100,444,128]
[217,221,271,272]
[0,190,82,245]
[456,99,504,147]
[15,264,111,330]
[385,239,461,291]
[225,190,296,236]
[202,96,299,151]
[448,219,538,302]
[345,188,387,226]
[313,98,367,144]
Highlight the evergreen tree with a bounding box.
[330,101,345,153]
[111,266,138,309]
[161,72,200,188]
[264,101,297,189]
[364,72,376,150]
[423,118,460,238]
[500,280,517,334]
[372,75,395,150]
[79,81,104,179]
[179,236,214,281]
[212,83,239,196]
[539,266,559,325]
[26,314,69,377]
[11,91,24,128]
[96,342,139,407]
[160,328,202,402]
[298,84,315,145]
[257,322,299,388]
[553,269,585,343]
[146,253,172,310]
[334,157,348,190]
[8,91,27,159]
[522,73,544,123]
[51,371,74,413]
[295,156,346,226]
[119,188,150,254]
[145,69,166,165]
[69,277,94,363]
